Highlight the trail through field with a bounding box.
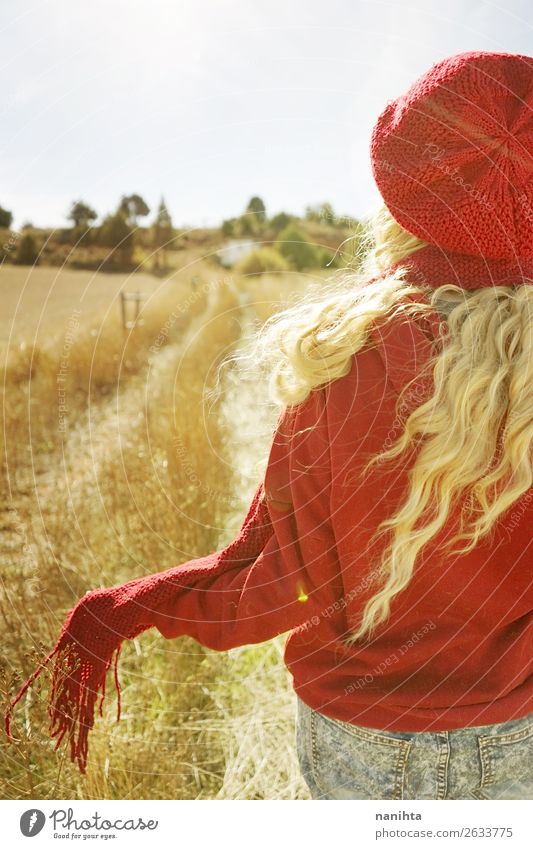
[0,280,241,604]
[0,282,306,800]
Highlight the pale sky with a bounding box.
[1,0,532,229]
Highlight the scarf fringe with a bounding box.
[5,599,126,774]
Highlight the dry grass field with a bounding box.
[0,254,330,799]
[0,250,213,344]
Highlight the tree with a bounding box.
[68,200,97,230]
[304,202,336,224]
[319,202,335,225]
[0,205,13,229]
[98,210,135,269]
[304,204,321,223]
[245,196,267,222]
[119,194,150,227]
[152,197,173,271]
[275,223,319,270]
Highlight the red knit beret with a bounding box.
[370,51,533,287]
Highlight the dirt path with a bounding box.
[0,282,268,589]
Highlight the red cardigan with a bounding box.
[149,301,532,731]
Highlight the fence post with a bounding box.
[120,290,145,330]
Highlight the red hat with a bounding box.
[370,51,533,288]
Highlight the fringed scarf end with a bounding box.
[5,592,128,774]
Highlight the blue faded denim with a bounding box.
[295,696,533,800]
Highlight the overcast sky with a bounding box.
[1,0,532,229]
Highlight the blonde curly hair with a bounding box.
[249,204,533,644]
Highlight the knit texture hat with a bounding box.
[371,50,533,288]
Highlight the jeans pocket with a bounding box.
[478,720,533,799]
[308,708,411,800]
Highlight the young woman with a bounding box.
[6,50,533,800]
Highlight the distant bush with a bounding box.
[57,227,76,245]
[275,223,319,270]
[269,212,295,233]
[15,233,40,266]
[234,214,262,237]
[221,218,237,238]
[236,247,290,276]
[224,215,268,239]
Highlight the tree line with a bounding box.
[0,194,359,273]
[0,194,173,271]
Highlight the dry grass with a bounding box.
[0,248,214,343]
[0,259,318,800]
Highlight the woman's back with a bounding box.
[274,302,532,731]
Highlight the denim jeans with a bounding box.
[295,696,533,800]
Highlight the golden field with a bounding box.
[0,253,329,799]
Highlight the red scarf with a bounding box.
[5,482,272,773]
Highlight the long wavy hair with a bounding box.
[243,204,533,645]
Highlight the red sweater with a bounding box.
[148,301,532,732]
[7,294,531,774]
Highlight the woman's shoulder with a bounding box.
[315,305,441,413]
[364,303,443,394]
